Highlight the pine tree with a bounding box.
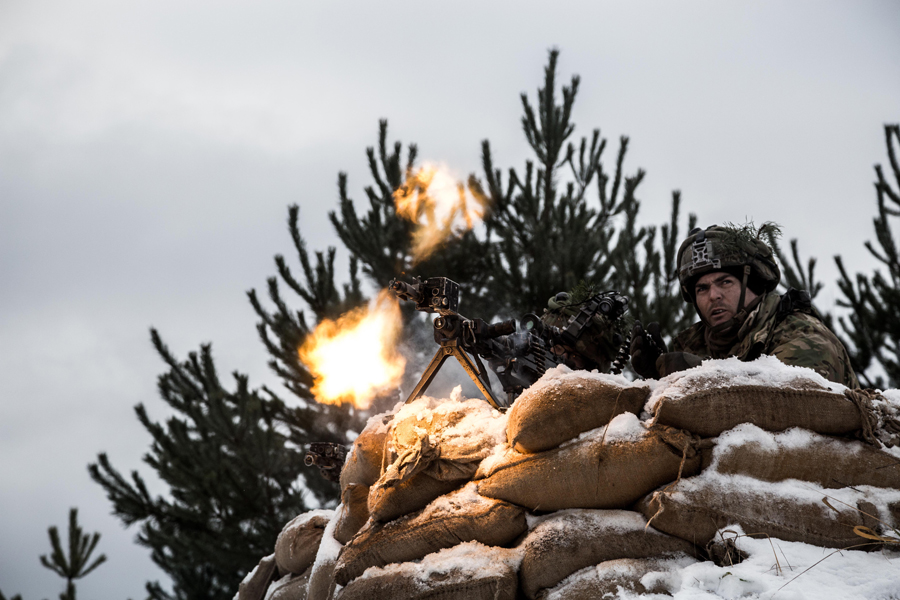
[89,331,331,600]
[835,124,900,388]
[0,508,105,600]
[471,49,696,334]
[39,508,107,600]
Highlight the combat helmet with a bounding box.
[676,223,781,304]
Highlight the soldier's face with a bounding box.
[694,272,758,326]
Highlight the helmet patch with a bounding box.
[689,239,721,274]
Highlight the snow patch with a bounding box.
[646,355,847,413]
[356,541,522,584]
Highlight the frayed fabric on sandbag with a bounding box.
[333,483,527,586]
[367,395,507,523]
[274,510,334,576]
[477,414,701,512]
[517,510,696,599]
[332,484,370,545]
[506,369,649,454]
[638,471,900,549]
[335,543,520,600]
[538,555,698,600]
[701,424,900,489]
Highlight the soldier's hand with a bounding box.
[629,321,667,379]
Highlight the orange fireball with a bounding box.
[299,290,406,409]
[393,163,484,262]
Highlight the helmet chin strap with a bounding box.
[738,264,752,313]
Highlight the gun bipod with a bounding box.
[404,338,505,411]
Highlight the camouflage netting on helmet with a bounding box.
[237,359,900,600]
[676,222,782,303]
[539,282,630,371]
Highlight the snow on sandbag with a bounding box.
[339,414,391,490]
[335,542,520,600]
[307,513,343,600]
[367,391,507,523]
[238,554,278,600]
[332,484,369,545]
[333,482,527,586]
[265,568,312,600]
[638,471,900,549]
[476,413,701,512]
[648,356,870,438]
[517,509,697,599]
[539,555,698,600]
[506,366,650,454]
[701,423,900,489]
[274,510,334,576]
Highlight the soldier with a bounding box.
[629,224,859,388]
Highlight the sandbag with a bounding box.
[238,554,278,600]
[477,415,701,512]
[265,568,312,600]
[339,417,390,490]
[638,472,900,549]
[380,396,507,484]
[306,559,337,600]
[506,371,649,453]
[335,543,519,600]
[539,555,698,600]
[274,510,333,576]
[366,396,507,523]
[648,356,862,437]
[367,471,464,523]
[306,512,343,600]
[332,484,370,545]
[518,510,696,599]
[333,483,527,586]
[701,424,900,489]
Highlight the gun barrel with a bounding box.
[486,319,516,338]
[390,279,423,303]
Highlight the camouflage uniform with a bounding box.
[671,291,860,389]
[632,224,860,388]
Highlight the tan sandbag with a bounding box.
[518,510,696,599]
[477,418,701,512]
[638,472,900,549]
[333,484,370,545]
[306,558,337,600]
[539,555,698,600]
[265,568,312,600]
[335,543,519,600]
[274,511,333,576]
[648,359,862,438]
[367,471,465,523]
[339,417,390,489]
[238,554,278,600]
[701,424,900,489]
[380,397,506,486]
[333,484,527,586]
[507,372,649,453]
[365,397,507,523]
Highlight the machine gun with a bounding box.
[390,276,629,410]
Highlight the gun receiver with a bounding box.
[390,277,629,410]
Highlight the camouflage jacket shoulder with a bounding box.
[672,292,859,388]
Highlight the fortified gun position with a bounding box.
[390,276,629,410]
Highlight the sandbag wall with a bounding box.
[238,357,900,600]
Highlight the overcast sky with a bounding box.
[1,1,898,599]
